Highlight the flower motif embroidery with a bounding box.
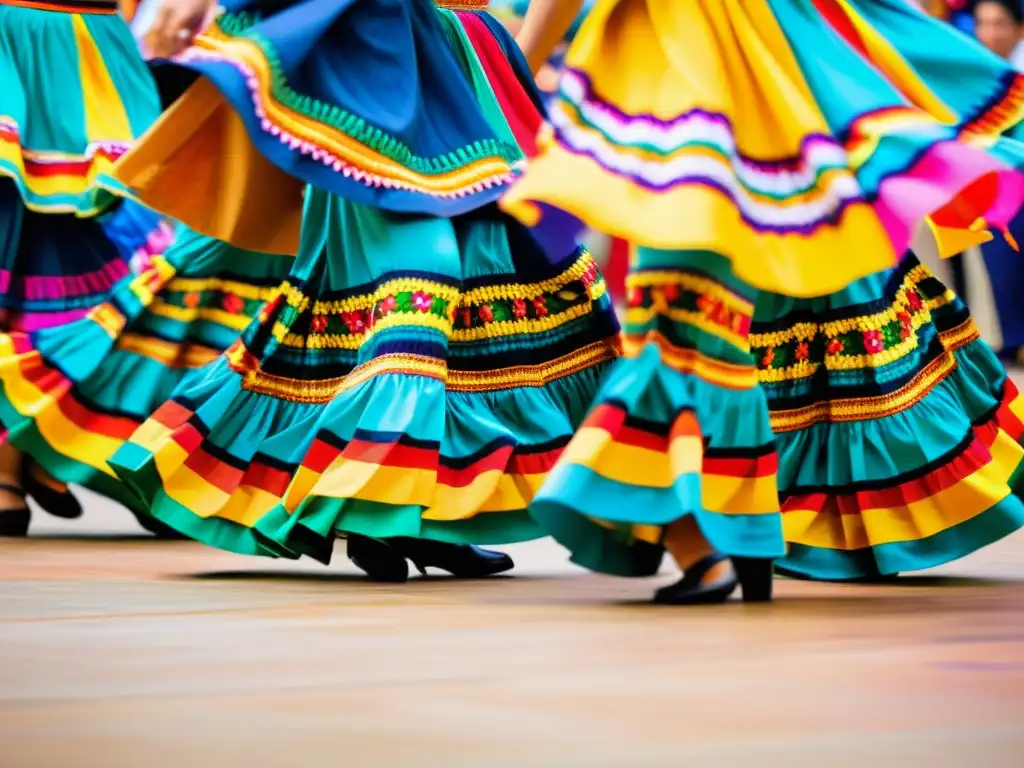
[342,310,367,334]
[827,337,844,355]
[661,284,681,303]
[761,347,775,367]
[711,303,732,327]
[905,290,923,311]
[183,291,202,309]
[795,342,810,362]
[511,298,527,319]
[461,308,473,328]
[533,296,549,318]
[411,291,433,312]
[379,295,397,314]
[862,329,884,354]
[310,315,328,333]
[222,294,245,314]
[478,305,494,323]
[897,311,913,340]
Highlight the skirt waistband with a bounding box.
[0,0,118,13]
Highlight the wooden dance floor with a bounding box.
[1,497,1023,767]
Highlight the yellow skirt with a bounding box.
[503,0,1024,297]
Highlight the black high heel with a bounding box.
[653,553,737,605]
[346,534,409,583]
[733,557,774,603]
[21,459,82,520]
[386,537,514,578]
[0,483,30,537]
[654,555,776,604]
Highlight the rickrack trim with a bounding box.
[196,12,521,185]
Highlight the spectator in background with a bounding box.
[973,0,1024,363]
[975,0,1024,69]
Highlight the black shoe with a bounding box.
[654,555,775,605]
[22,460,82,520]
[131,512,187,540]
[0,483,30,537]
[653,553,738,605]
[733,557,774,602]
[347,534,409,583]
[386,537,514,579]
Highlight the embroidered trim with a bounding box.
[768,319,980,431]
[623,269,754,347]
[265,250,608,350]
[751,268,954,380]
[162,275,279,323]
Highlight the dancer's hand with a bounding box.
[148,0,216,58]
[536,64,559,92]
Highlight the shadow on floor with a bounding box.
[186,570,525,584]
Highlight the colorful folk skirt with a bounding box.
[0,227,294,512]
[501,0,1024,298]
[529,249,785,577]
[752,254,1024,579]
[101,3,621,559]
[0,1,163,329]
[106,0,531,256]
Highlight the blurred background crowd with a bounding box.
[490,0,1024,365]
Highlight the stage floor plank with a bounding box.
[2,494,1024,767]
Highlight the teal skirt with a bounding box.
[103,6,621,560]
[752,254,1024,579]
[0,225,294,513]
[529,248,786,577]
[0,4,163,329]
[110,193,619,559]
